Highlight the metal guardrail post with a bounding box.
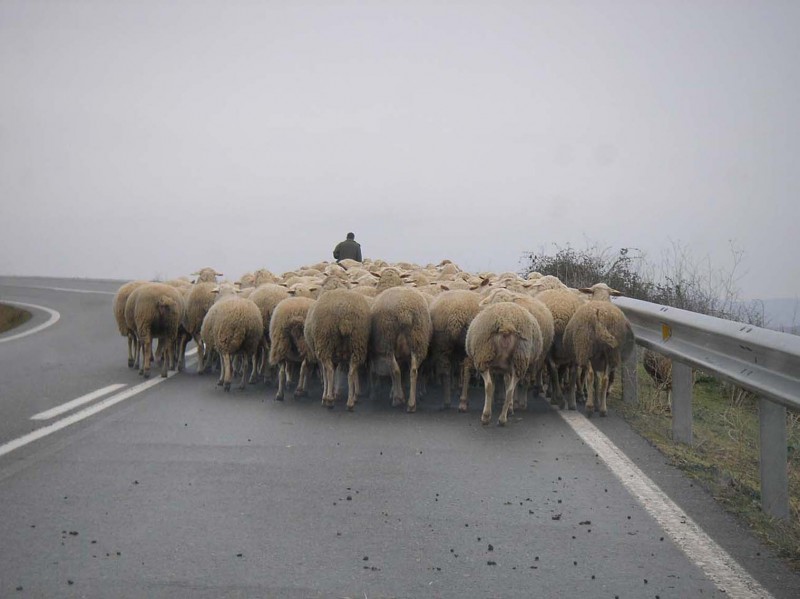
[671,361,693,445]
[759,399,790,520]
[623,346,639,404]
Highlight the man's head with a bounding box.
[346,232,355,240]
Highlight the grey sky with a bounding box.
[1,1,798,300]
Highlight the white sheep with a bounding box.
[113,280,148,368]
[211,296,264,391]
[304,289,371,410]
[466,302,543,426]
[269,296,316,401]
[369,286,432,412]
[124,282,185,378]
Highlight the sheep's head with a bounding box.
[580,283,623,302]
[192,268,223,283]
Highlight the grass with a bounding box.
[0,303,32,334]
[607,364,800,570]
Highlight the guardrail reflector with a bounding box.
[662,324,672,341]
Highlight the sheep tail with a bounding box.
[593,311,619,349]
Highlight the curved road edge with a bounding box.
[0,301,61,344]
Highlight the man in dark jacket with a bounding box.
[333,232,362,262]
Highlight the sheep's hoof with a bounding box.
[481,415,491,426]
[346,404,355,412]
[216,380,223,387]
[406,404,416,414]
[275,394,284,402]
[143,371,150,379]
[391,397,404,408]
[223,383,231,392]
[458,403,468,413]
[161,372,168,378]
[294,389,307,398]
[497,420,506,427]
[599,410,607,417]
[128,359,135,368]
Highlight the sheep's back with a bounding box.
[370,287,432,357]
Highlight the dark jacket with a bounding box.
[333,239,362,262]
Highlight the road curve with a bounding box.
[0,276,798,598]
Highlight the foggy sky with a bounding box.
[1,1,798,300]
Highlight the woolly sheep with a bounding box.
[563,298,635,417]
[199,283,240,375]
[428,290,481,411]
[478,288,555,408]
[534,288,584,410]
[191,267,223,283]
[211,296,264,391]
[113,280,148,368]
[304,289,371,410]
[466,302,543,426]
[248,283,291,381]
[269,296,316,401]
[124,282,185,379]
[369,286,432,412]
[180,282,218,370]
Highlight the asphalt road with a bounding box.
[0,276,798,598]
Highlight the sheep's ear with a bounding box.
[610,289,623,297]
[309,286,319,292]
[211,287,220,294]
[440,284,450,291]
[579,287,593,294]
[190,271,199,276]
[215,271,224,276]
[480,277,490,287]
[370,271,380,278]
[287,289,296,295]
[400,273,411,278]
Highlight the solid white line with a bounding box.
[0,302,61,343]
[0,358,196,460]
[0,284,115,295]
[559,411,772,599]
[31,383,127,421]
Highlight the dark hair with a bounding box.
[346,232,355,240]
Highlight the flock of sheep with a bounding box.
[112,259,635,426]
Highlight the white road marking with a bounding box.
[559,410,772,599]
[31,383,127,421]
[0,302,61,343]
[0,284,116,295]
[0,358,196,460]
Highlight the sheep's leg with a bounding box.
[516,378,529,411]
[132,334,141,370]
[442,360,453,410]
[321,360,335,407]
[458,358,471,413]
[192,333,205,371]
[295,360,309,398]
[141,334,153,378]
[585,368,596,416]
[222,353,232,391]
[353,366,362,400]
[565,365,578,410]
[598,368,610,416]
[238,354,250,390]
[276,363,286,401]
[499,372,519,426]
[407,353,421,413]
[127,333,136,368]
[160,337,170,378]
[389,354,404,407]
[480,370,494,425]
[346,360,359,411]
[547,356,563,408]
[215,352,224,386]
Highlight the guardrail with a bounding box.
[613,296,800,520]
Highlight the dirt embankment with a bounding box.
[0,304,32,334]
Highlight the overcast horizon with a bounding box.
[2,1,798,302]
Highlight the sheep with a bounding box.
[199,283,240,375]
[113,280,149,367]
[303,289,371,410]
[124,282,185,378]
[248,283,291,381]
[191,268,223,283]
[253,268,278,286]
[528,275,568,295]
[466,302,543,426]
[180,282,218,372]
[428,290,482,411]
[478,288,555,409]
[269,296,316,401]
[374,267,406,293]
[369,286,432,412]
[532,287,585,409]
[210,296,264,391]
[563,296,635,417]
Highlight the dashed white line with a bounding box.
[559,410,772,599]
[31,383,127,421]
[0,358,196,460]
[0,302,61,343]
